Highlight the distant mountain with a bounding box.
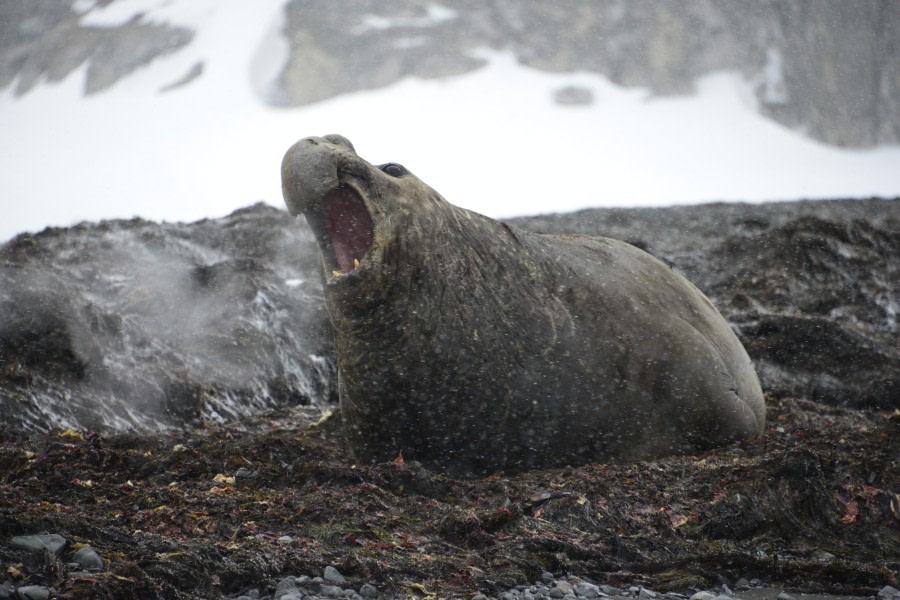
[2,0,897,148]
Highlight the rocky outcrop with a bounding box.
[0,0,192,96]
[1,198,896,433]
[3,1,896,146]
[276,0,899,147]
[0,204,334,432]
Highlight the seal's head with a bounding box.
[281,134,446,301]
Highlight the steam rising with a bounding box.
[0,205,335,432]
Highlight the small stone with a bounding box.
[734,579,750,591]
[640,588,657,599]
[472,595,488,600]
[11,534,68,556]
[501,593,517,600]
[554,581,574,596]
[0,583,12,600]
[15,586,51,600]
[878,587,900,600]
[324,566,346,584]
[234,467,258,480]
[690,593,715,600]
[541,572,555,585]
[600,586,620,596]
[320,585,345,597]
[576,582,602,598]
[776,594,795,600]
[72,546,104,571]
[713,595,732,600]
[554,85,594,106]
[274,577,300,599]
[360,584,377,598]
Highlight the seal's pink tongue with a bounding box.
[322,187,373,273]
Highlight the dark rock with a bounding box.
[554,85,594,106]
[324,566,346,584]
[0,203,335,432]
[318,584,345,597]
[10,534,68,556]
[71,546,104,571]
[14,586,50,600]
[359,584,377,598]
[878,587,900,600]
[274,576,301,599]
[273,1,899,148]
[0,2,193,96]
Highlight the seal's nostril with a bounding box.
[323,134,356,153]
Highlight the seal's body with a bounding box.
[282,135,765,477]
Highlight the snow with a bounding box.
[1,0,899,244]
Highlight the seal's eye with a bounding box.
[380,163,407,178]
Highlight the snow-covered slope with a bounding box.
[2,0,898,243]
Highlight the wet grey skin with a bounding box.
[281,134,765,478]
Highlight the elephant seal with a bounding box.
[281,134,765,477]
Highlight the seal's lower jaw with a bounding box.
[306,186,374,280]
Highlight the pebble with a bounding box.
[575,581,603,598]
[878,587,900,600]
[10,534,68,556]
[72,546,104,571]
[319,585,344,597]
[324,566,346,584]
[212,567,777,600]
[555,581,575,595]
[14,587,50,600]
[274,576,301,599]
[0,532,782,600]
[599,585,620,596]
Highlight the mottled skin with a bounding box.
[282,134,765,477]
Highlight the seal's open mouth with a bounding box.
[315,186,373,277]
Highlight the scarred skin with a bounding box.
[281,134,765,477]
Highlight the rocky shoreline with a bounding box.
[1,198,898,598]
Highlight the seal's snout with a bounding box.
[281,135,373,279]
[281,135,354,217]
